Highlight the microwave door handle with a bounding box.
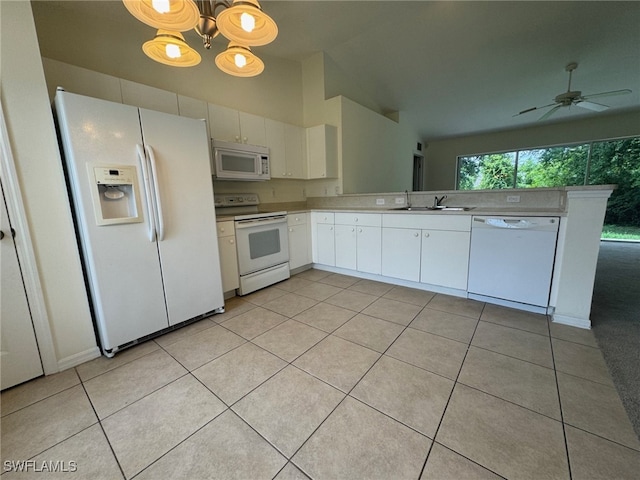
[145,144,165,241]
[136,144,156,242]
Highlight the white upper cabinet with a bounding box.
[43,58,123,103]
[238,111,266,146]
[208,104,266,146]
[265,119,306,179]
[285,124,306,178]
[307,124,338,179]
[208,103,241,142]
[177,95,209,122]
[120,79,179,115]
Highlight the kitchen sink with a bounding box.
[391,206,474,211]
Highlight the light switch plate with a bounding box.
[507,195,521,203]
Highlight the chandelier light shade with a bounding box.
[123,0,200,31]
[123,0,277,75]
[215,0,278,46]
[215,42,264,77]
[142,30,202,66]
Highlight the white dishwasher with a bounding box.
[467,216,559,312]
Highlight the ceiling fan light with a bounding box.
[142,30,201,67]
[123,0,199,31]
[216,0,278,46]
[215,42,264,77]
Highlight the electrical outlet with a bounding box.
[335,186,340,194]
[376,198,385,205]
[507,195,521,203]
[395,197,405,204]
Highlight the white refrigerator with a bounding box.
[55,90,224,356]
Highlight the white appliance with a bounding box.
[55,90,224,356]
[467,216,560,313]
[213,140,270,181]
[215,194,289,295]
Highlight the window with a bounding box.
[456,137,640,231]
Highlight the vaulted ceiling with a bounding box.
[31,1,640,140]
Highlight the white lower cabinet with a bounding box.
[288,213,310,270]
[335,213,381,275]
[421,230,470,290]
[381,227,422,281]
[312,212,335,266]
[217,221,239,293]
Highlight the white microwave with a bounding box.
[212,140,270,181]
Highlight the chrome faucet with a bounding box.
[405,190,412,208]
[434,195,447,208]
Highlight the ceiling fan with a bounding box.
[514,62,632,121]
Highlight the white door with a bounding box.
[139,109,224,326]
[357,226,382,275]
[381,227,421,282]
[1,181,43,390]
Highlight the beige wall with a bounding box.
[33,4,304,126]
[425,110,640,190]
[1,1,98,367]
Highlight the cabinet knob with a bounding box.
[289,228,293,232]
[295,217,299,221]
[243,136,248,143]
[229,239,235,244]
[414,232,419,237]
[351,228,355,232]
[220,227,225,233]
[288,172,292,176]
[424,232,429,238]
[330,227,333,231]
[235,136,240,142]
[354,217,359,222]
[358,228,363,233]
[282,172,287,176]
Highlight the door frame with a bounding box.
[0,100,58,376]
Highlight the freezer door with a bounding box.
[55,91,169,351]
[139,109,224,325]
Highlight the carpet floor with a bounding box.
[590,240,640,439]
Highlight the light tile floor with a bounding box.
[2,269,639,479]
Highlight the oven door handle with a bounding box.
[235,216,287,229]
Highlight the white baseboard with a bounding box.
[552,313,592,330]
[57,346,102,371]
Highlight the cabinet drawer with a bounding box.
[383,213,471,231]
[335,212,382,227]
[312,212,334,224]
[287,213,308,226]
[217,220,235,237]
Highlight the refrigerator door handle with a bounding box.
[136,144,156,242]
[145,144,165,241]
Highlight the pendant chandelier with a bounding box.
[123,0,278,76]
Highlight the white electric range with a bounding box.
[214,194,290,295]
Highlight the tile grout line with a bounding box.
[416,300,506,480]
[78,380,127,480]
[547,316,574,480]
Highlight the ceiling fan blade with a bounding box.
[538,104,562,121]
[583,89,632,100]
[576,100,609,112]
[513,102,557,117]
